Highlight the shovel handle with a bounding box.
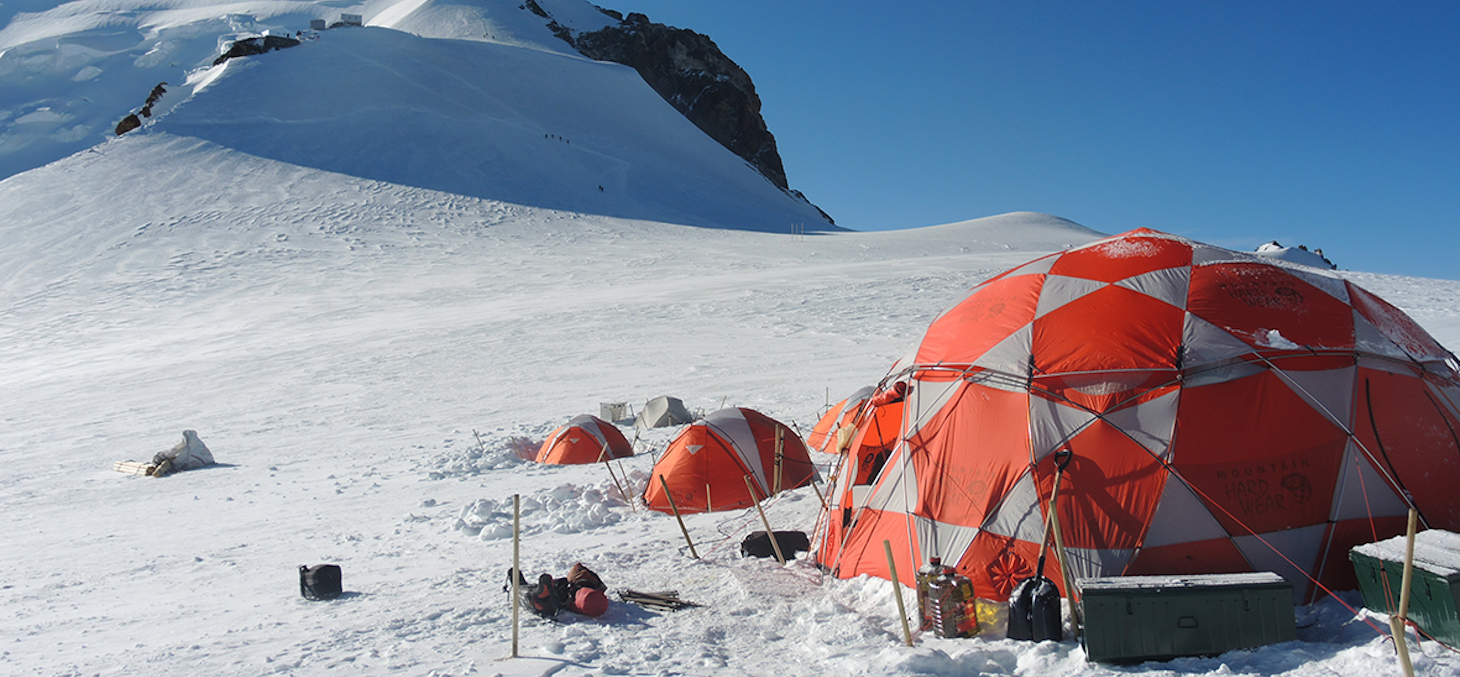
[1034,448,1073,578]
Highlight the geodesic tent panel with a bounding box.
[821,229,1460,602]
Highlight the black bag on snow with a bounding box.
[739,530,811,559]
[1007,448,1071,642]
[1007,575,1061,641]
[505,568,570,618]
[299,564,342,600]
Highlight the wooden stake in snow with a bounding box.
[599,442,633,510]
[1392,508,1418,677]
[809,477,828,510]
[659,474,698,559]
[883,539,914,647]
[706,483,713,515]
[1049,501,1081,639]
[510,493,521,659]
[618,459,635,512]
[745,475,786,565]
[773,426,785,495]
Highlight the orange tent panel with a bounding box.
[536,415,633,465]
[644,408,817,514]
[820,228,1460,603]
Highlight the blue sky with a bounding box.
[614,1,1459,280]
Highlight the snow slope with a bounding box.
[2,0,829,233]
[3,135,1460,676]
[157,26,825,230]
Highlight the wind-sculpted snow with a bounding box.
[455,483,626,539]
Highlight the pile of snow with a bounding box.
[456,482,628,539]
[1255,240,1338,269]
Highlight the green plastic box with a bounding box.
[1077,572,1296,663]
[1350,529,1460,647]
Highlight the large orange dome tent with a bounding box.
[644,407,818,514]
[819,229,1460,603]
[535,414,634,465]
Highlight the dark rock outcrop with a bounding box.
[569,12,790,192]
[213,35,302,66]
[115,114,142,136]
[114,81,169,135]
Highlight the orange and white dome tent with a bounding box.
[644,407,818,514]
[820,384,907,567]
[535,414,634,465]
[806,386,874,454]
[820,229,1460,602]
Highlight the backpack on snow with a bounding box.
[299,564,342,600]
[739,530,810,559]
[505,568,570,618]
[564,562,609,617]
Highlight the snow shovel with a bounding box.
[1007,448,1072,642]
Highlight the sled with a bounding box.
[112,460,156,476]
[617,589,700,611]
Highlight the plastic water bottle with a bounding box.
[928,565,978,638]
[915,557,943,631]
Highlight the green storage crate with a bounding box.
[1350,529,1460,647]
[1077,572,1296,663]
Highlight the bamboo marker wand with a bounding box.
[745,475,786,565]
[600,442,633,509]
[774,426,784,494]
[1392,508,1418,677]
[810,477,828,510]
[659,474,699,559]
[511,493,520,658]
[883,539,914,647]
[1049,504,1081,638]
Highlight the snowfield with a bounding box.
[3,0,1460,675]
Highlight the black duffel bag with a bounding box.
[740,530,810,559]
[300,564,343,600]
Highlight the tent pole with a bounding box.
[883,539,914,647]
[659,475,699,559]
[746,475,786,565]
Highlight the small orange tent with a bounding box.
[644,407,818,513]
[806,386,874,454]
[536,415,633,465]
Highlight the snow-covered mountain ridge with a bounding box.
[1,0,829,230]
